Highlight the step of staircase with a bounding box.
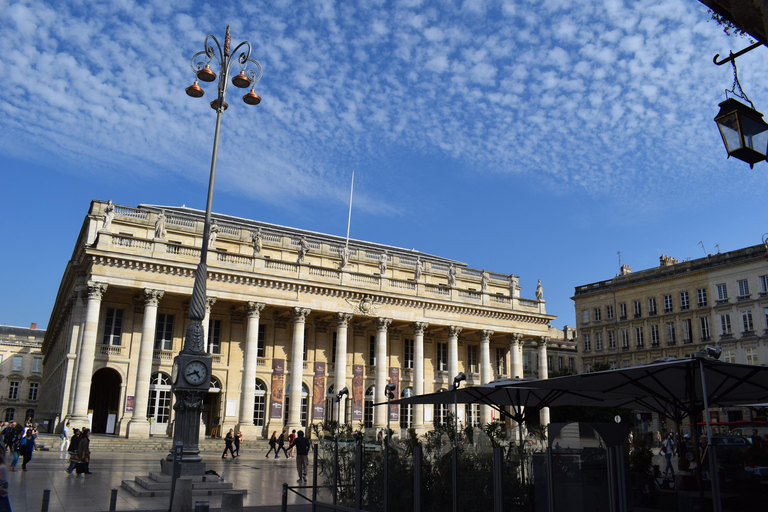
[38,434,269,453]
[121,471,245,498]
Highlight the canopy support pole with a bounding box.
[699,359,722,512]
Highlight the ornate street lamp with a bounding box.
[714,57,768,168]
[383,382,397,512]
[166,26,262,477]
[449,372,466,512]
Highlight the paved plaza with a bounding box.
[6,435,314,512]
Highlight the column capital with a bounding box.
[538,336,550,348]
[335,312,353,327]
[246,302,266,317]
[412,322,429,335]
[480,329,494,342]
[86,281,108,300]
[206,296,217,310]
[293,307,311,323]
[143,288,164,306]
[376,317,392,331]
[509,333,524,345]
[446,325,462,338]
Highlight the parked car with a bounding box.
[685,435,751,462]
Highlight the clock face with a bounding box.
[171,359,179,384]
[183,360,208,386]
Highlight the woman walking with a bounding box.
[234,431,243,457]
[222,429,236,459]
[60,422,70,452]
[76,428,91,476]
[20,430,35,471]
[65,429,81,474]
[265,431,278,458]
[8,425,21,472]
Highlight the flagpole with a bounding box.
[345,170,355,249]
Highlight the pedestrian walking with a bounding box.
[234,431,243,457]
[65,429,82,474]
[287,430,311,483]
[661,432,675,475]
[0,450,10,512]
[222,429,237,459]
[8,425,22,472]
[1,423,16,454]
[60,422,70,452]
[277,430,289,458]
[265,431,278,458]
[288,429,297,458]
[20,430,35,471]
[76,428,92,476]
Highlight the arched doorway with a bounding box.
[147,372,172,436]
[202,377,222,437]
[88,367,122,434]
[283,383,309,427]
[253,378,267,436]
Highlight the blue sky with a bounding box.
[2,0,767,331]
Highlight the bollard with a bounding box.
[171,478,193,512]
[281,482,288,512]
[195,501,210,512]
[40,489,51,512]
[220,491,243,512]
[168,441,184,512]
[109,489,118,511]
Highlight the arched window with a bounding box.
[435,389,449,426]
[25,409,35,422]
[147,372,172,433]
[400,387,413,429]
[253,379,267,426]
[364,386,375,428]
[3,409,14,422]
[284,383,310,427]
[209,377,222,393]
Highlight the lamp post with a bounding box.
[166,26,262,476]
[449,372,466,512]
[384,382,397,512]
[333,386,348,506]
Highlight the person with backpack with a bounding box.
[277,430,289,458]
[287,430,311,483]
[287,429,297,458]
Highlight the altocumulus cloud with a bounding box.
[1,0,767,215]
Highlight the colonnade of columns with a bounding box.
[64,281,550,437]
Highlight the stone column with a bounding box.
[126,289,164,438]
[288,308,310,431]
[538,337,550,426]
[334,313,353,424]
[480,329,494,424]
[510,333,523,378]
[203,297,217,352]
[237,302,266,436]
[374,317,392,429]
[447,326,462,382]
[412,322,428,432]
[70,281,108,424]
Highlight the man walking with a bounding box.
[287,430,311,483]
[661,432,676,475]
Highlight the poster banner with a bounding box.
[389,367,400,422]
[125,395,134,413]
[352,364,364,422]
[270,358,285,419]
[313,362,326,421]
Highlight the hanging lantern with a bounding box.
[714,98,768,168]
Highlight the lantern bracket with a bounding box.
[714,41,762,66]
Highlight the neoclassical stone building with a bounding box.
[40,200,556,438]
[573,244,768,428]
[0,324,45,427]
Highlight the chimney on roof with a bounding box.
[30,323,37,330]
[659,254,678,267]
[620,264,631,275]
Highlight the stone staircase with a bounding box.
[121,470,245,498]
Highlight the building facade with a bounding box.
[41,200,557,439]
[0,325,45,427]
[573,244,768,425]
